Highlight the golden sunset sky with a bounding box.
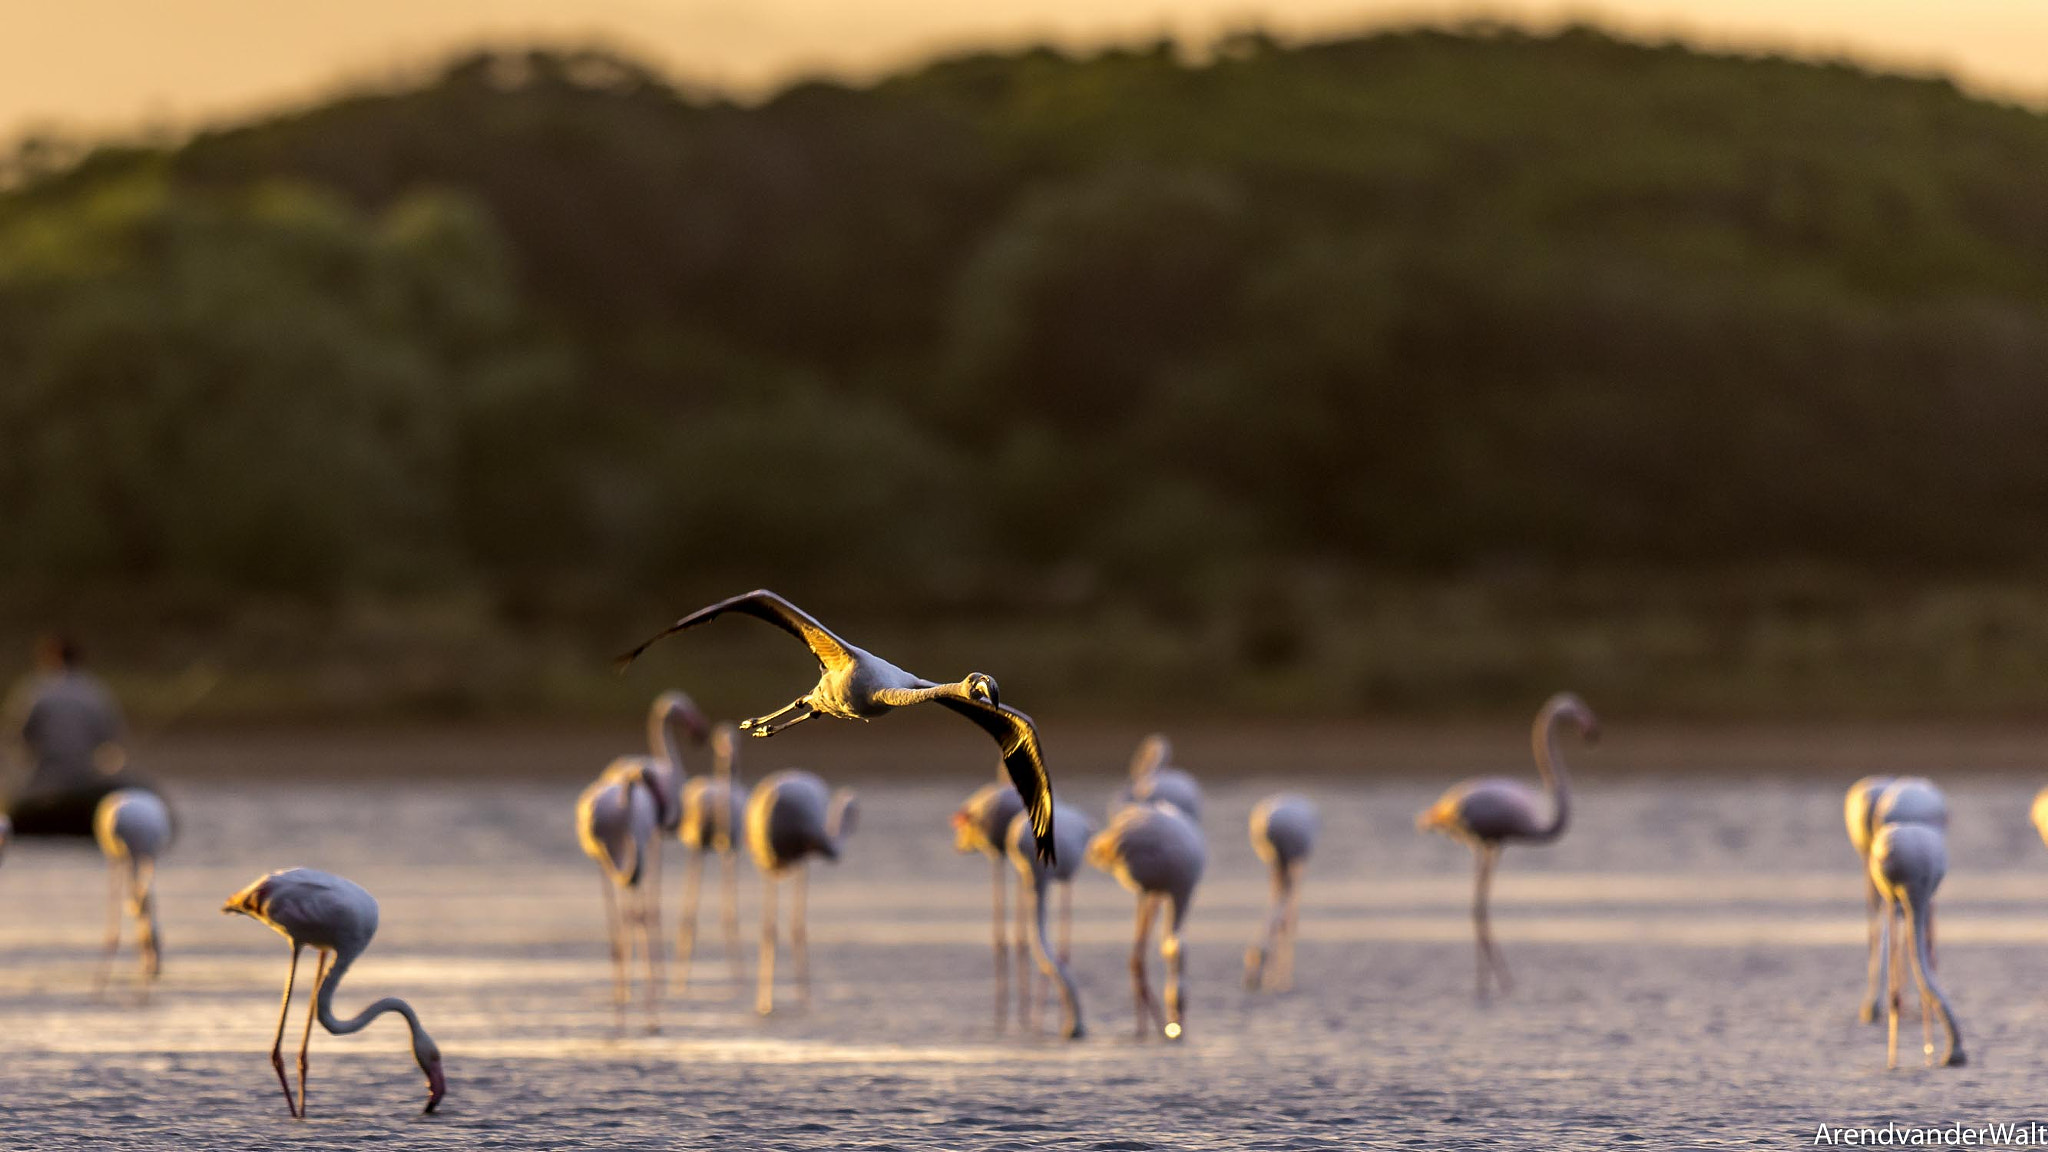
[6,0,2046,139]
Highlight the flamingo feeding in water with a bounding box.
[953,779,1028,1028]
[1868,822,1966,1068]
[1845,776,1947,1023]
[92,787,173,993]
[746,768,857,1015]
[576,758,670,1031]
[222,868,446,1118]
[1417,692,1597,1000]
[675,723,748,991]
[1244,793,1318,992]
[1088,800,1206,1039]
[615,589,1055,862]
[1112,734,1203,823]
[1005,801,1096,1039]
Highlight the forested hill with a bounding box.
[7,25,2048,610]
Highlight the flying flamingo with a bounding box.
[1088,800,1206,1039]
[953,779,1027,1028]
[1244,793,1318,993]
[1111,734,1203,823]
[746,768,857,1015]
[1417,692,1597,1000]
[576,758,670,1031]
[1845,776,1947,1022]
[92,787,173,994]
[1868,822,1966,1068]
[675,723,748,991]
[222,868,446,1118]
[616,589,1055,862]
[1005,801,1096,1038]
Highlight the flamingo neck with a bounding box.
[648,706,682,774]
[1530,707,1572,842]
[315,953,432,1052]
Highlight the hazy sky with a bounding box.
[6,0,2046,139]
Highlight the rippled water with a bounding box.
[7,764,2048,1149]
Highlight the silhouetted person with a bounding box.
[4,634,156,836]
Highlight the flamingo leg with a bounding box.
[643,847,665,1026]
[1886,898,1905,1069]
[1860,874,1886,1023]
[793,865,811,1010]
[1246,862,1286,991]
[1163,897,1188,1038]
[1278,862,1302,992]
[136,859,162,984]
[1130,893,1163,1037]
[992,856,1009,1030]
[675,850,703,995]
[639,880,662,1034]
[740,698,816,738]
[94,859,124,997]
[756,872,779,1015]
[296,950,329,1117]
[721,847,743,983]
[1474,844,1510,999]
[269,945,302,1118]
[1015,870,1032,1029]
[599,869,626,1031]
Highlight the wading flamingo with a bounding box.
[576,758,670,1031]
[1868,822,1966,1068]
[92,787,172,993]
[675,723,748,990]
[223,868,446,1118]
[1244,793,1317,992]
[1088,801,1206,1039]
[747,768,857,1015]
[1111,734,1202,823]
[953,780,1027,1028]
[1417,692,1597,1000]
[616,590,1054,861]
[1005,801,1096,1038]
[1846,776,1947,1022]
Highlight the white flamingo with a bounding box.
[222,868,446,1118]
[92,787,172,994]
[1845,775,1947,1022]
[617,589,1055,860]
[575,758,669,1031]
[1112,734,1202,823]
[1868,822,1966,1068]
[1244,793,1317,992]
[1417,692,1596,1000]
[953,779,1028,1028]
[1088,801,1206,1039]
[1005,801,1096,1038]
[747,768,857,1015]
[675,723,748,991]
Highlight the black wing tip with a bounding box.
[1035,836,1057,865]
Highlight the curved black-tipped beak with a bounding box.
[423,1059,446,1114]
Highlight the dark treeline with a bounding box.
[7,24,2048,624]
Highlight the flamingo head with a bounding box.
[658,691,711,744]
[964,673,999,709]
[416,1037,446,1114]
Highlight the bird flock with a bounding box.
[7,586,2042,1122]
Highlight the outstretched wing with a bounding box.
[615,589,856,672]
[932,697,1057,864]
